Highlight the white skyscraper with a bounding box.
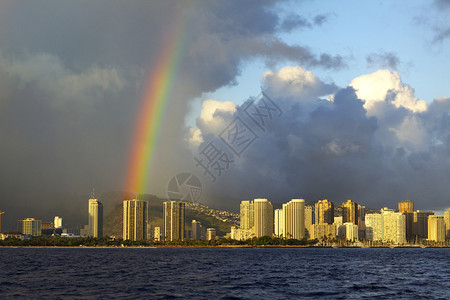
[365,213,383,241]
[283,199,305,240]
[253,198,273,237]
[382,209,406,244]
[428,215,445,242]
[89,198,103,237]
[163,201,185,241]
[274,209,284,237]
[123,199,149,241]
[54,216,63,228]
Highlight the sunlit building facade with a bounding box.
[123,199,149,241]
[428,215,445,242]
[343,222,359,241]
[310,223,336,240]
[283,199,305,240]
[342,200,358,225]
[89,198,103,237]
[444,209,450,240]
[398,200,414,213]
[274,209,284,237]
[54,216,63,229]
[413,210,434,241]
[240,200,254,230]
[304,206,314,237]
[163,201,185,241]
[18,218,41,236]
[253,198,273,237]
[365,213,383,241]
[315,199,334,224]
[206,228,216,241]
[382,209,406,244]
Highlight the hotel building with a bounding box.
[240,200,254,230]
[342,200,358,225]
[283,199,305,240]
[445,209,450,239]
[163,201,185,241]
[89,198,103,237]
[304,206,314,237]
[253,198,273,237]
[274,209,284,237]
[365,213,383,241]
[18,218,42,236]
[123,199,149,241]
[382,208,406,244]
[428,215,445,242]
[315,199,334,224]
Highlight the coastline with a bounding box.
[1,245,449,249]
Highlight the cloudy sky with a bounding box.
[1,0,449,228]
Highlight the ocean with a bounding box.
[0,247,448,299]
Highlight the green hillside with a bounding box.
[103,193,235,238]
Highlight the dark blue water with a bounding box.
[0,248,448,299]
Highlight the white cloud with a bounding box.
[350,69,427,114]
[390,116,428,150]
[187,99,236,150]
[262,65,338,100]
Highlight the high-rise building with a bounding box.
[192,220,204,240]
[274,209,284,237]
[358,205,366,222]
[154,227,161,241]
[230,226,254,241]
[54,216,63,229]
[445,209,450,239]
[283,199,305,240]
[343,222,359,241]
[310,223,336,240]
[398,200,414,242]
[304,206,314,237]
[382,209,406,244]
[206,228,216,241]
[123,199,149,241]
[0,210,5,233]
[413,210,434,241]
[89,198,103,237]
[240,200,254,230]
[253,198,273,237]
[398,200,414,213]
[365,213,383,241]
[428,215,445,242]
[315,199,334,224]
[18,218,42,236]
[342,200,358,225]
[163,201,185,241]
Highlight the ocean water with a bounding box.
[0,247,448,299]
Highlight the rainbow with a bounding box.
[124,16,187,195]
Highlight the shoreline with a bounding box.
[1,245,449,249]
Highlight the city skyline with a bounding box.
[1,2,450,229]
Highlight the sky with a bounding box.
[1,0,449,229]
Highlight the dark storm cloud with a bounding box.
[193,69,450,211]
[366,52,400,70]
[0,0,347,229]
